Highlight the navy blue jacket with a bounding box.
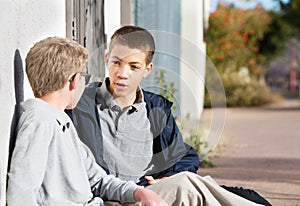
[66,82,200,186]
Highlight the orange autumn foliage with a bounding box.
[207,4,271,76]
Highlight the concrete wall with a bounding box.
[105,0,121,46]
[0,1,66,204]
[180,0,209,121]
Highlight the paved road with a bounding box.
[198,100,300,206]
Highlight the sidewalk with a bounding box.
[198,99,300,206]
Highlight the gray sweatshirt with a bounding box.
[7,98,138,206]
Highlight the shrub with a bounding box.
[205,71,282,107]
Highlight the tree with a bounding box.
[279,0,300,31]
[205,4,281,107]
[257,10,296,63]
[207,4,271,76]
[257,0,300,63]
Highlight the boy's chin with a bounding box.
[65,105,73,110]
[66,102,77,110]
[66,96,82,109]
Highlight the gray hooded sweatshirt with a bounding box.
[7,98,138,206]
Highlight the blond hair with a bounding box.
[25,37,88,97]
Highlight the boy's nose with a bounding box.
[117,64,130,78]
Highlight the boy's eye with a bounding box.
[131,65,140,70]
[112,60,120,65]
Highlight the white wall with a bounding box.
[0,1,66,204]
[105,0,121,47]
[101,0,122,78]
[180,0,208,121]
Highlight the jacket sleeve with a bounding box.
[145,110,200,185]
[163,111,200,175]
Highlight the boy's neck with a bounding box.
[113,93,137,110]
[39,90,68,111]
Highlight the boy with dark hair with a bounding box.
[70,25,199,185]
[68,26,271,206]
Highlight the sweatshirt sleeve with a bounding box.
[80,143,139,203]
[7,119,52,206]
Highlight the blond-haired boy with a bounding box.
[6,37,167,206]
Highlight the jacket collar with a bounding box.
[75,81,173,115]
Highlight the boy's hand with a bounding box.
[134,187,168,206]
[144,176,168,185]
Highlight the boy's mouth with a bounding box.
[115,82,128,90]
[116,82,126,86]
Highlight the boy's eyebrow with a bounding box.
[111,56,143,65]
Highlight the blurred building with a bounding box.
[0,0,210,204]
[265,38,300,94]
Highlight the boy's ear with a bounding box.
[68,73,79,91]
[143,63,153,78]
[104,52,110,65]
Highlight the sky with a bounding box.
[210,0,290,12]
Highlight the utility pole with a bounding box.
[289,39,297,92]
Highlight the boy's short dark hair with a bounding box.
[109,25,155,65]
